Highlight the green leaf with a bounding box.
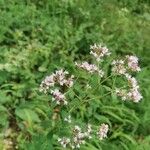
[15,108,41,123]
[0,105,7,111]
[102,111,124,122]
[0,92,11,104]
[38,66,47,72]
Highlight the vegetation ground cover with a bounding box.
[0,0,150,149]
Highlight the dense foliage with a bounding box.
[0,0,150,149]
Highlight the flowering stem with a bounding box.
[68,85,128,113]
[69,74,113,113]
[68,91,112,113]
[100,74,114,85]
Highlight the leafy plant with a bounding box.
[0,0,149,149]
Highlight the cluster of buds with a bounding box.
[39,69,74,105]
[75,61,104,77]
[113,55,142,102]
[90,44,111,61]
[58,123,108,149]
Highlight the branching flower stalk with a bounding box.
[39,43,142,149]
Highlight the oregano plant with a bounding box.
[39,43,142,149]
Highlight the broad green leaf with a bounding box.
[15,108,41,123]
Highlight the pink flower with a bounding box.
[55,69,69,86]
[90,44,111,61]
[65,75,74,87]
[58,137,70,148]
[125,74,139,89]
[51,89,67,105]
[126,55,141,72]
[75,61,104,77]
[127,88,142,103]
[112,60,126,75]
[97,123,109,140]
[39,69,74,94]
[39,74,55,93]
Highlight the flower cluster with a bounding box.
[112,55,141,75]
[116,77,142,103]
[51,89,67,105]
[126,55,141,72]
[39,74,55,94]
[58,123,108,149]
[58,137,70,148]
[125,74,139,89]
[71,124,92,149]
[112,55,142,102]
[90,44,111,61]
[116,84,142,103]
[125,73,142,102]
[55,69,74,87]
[75,43,110,77]
[97,123,109,140]
[39,44,142,150]
[39,69,74,94]
[75,61,104,77]
[127,88,143,103]
[39,69,74,105]
[112,60,126,75]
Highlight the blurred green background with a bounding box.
[0,0,150,149]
